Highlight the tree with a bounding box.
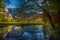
[0,0,3,11]
[14,0,56,29]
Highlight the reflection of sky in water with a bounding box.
[4,25,45,40]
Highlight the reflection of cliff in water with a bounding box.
[4,25,44,40]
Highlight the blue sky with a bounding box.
[4,0,43,15]
[4,0,20,8]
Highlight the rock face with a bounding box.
[3,7,13,19]
[5,7,43,22]
[0,7,14,22]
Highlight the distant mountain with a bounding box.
[7,8,42,22]
[8,8,15,16]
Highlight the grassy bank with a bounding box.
[0,22,44,25]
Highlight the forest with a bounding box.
[0,0,60,40]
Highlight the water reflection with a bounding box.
[4,25,44,40]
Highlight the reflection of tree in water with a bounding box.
[19,25,44,40]
[20,26,37,40]
[3,25,45,40]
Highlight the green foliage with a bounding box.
[0,14,9,22]
[0,25,11,39]
[0,13,4,21]
[0,0,4,10]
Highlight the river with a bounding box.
[4,25,45,40]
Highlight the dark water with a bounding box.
[4,25,45,40]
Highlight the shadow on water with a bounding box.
[0,25,46,40]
